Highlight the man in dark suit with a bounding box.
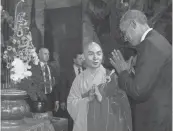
[58,52,84,131]
[110,10,172,131]
[37,48,59,112]
[60,52,84,109]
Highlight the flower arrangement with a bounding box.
[2,0,39,83]
[2,0,46,101]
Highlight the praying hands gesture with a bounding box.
[110,49,132,74]
[81,84,104,102]
[81,88,95,100]
[88,88,95,101]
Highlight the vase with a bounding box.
[1,89,30,126]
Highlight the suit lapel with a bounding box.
[72,67,76,80]
[39,62,54,82]
[136,29,155,52]
[145,29,155,39]
[38,62,43,76]
[47,63,54,82]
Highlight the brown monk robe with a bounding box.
[87,69,132,131]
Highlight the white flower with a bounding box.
[3,55,7,59]
[34,59,39,65]
[10,74,20,82]
[3,12,40,83]
[27,65,31,69]
[32,52,37,57]
[10,58,33,83]
[24,71,32,77]
[30,48,36,53]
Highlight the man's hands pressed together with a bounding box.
[110,49,132,74]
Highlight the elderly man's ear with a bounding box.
[130,20,137,29]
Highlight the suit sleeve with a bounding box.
[118,40,166,101]
[53,74,60,102]
[50,64,60,102]
[59,71,68,103]
[53,85,59,102]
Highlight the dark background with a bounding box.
[44,6,82,70]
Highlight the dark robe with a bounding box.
[118,30,172,131]
[87,70,132,131]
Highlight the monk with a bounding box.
[67,42,132,131]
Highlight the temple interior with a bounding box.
[1,0,172,131]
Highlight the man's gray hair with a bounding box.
[120,10,148,25]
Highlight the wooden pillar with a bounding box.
[35,0,45,46]
[82,0,100,47]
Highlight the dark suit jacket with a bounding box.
[26,62,58,112]
[60,67,76,103]
[118,30,172,131]
[33,62,58,101]
[49,61,62,103]
[60,66,85,103]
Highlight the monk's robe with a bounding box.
[67,65,132,131]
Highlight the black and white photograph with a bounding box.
[1,0,172,131]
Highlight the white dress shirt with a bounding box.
[73,64,83,76]
[40,61,52,94]
[140,28,153,42]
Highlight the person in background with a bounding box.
[60,52,85,109]
[49,52,61,115]
[37,48,58,112]
[110,10,172,131]
[58,52,85,131]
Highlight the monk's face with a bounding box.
[84,42,103,69]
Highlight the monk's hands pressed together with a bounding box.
[88,87,95,101]
[81,87,95,101]
[110,49,131,74]
[82,85,102,101]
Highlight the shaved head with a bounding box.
[83,42,103,69]
[83,42,102,54]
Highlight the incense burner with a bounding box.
[1,89,30,125]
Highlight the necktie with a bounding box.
[44,64,51,94]
[78,68,81,74]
